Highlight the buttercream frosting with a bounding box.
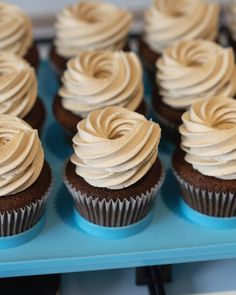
[71,107,161,189]
[180,96,236,180]
[59,51,143,118]
[157,40,236,109]
[0,2,33,57]
[0,115,44,196]
[0,53,37,118]
[55,1,133,58]
[144,0,219,54]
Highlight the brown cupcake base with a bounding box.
[152,88,183,144]
[138,37,161,83]
[0,161,52,236]
[172,148,236,217]
[24,42,40,70]
[24,98,46,134]
[49,42,131,76]
[53,94,147,137]
[0,161,51,213]
[64,158,164,226]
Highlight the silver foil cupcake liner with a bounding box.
[173,167,236,217]
[0,180,53,237]
[64,168,165,227]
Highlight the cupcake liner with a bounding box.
[0,180,53,237]
[172,167,236,217]
[64,167,165,227]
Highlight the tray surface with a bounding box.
[1,61,236,278]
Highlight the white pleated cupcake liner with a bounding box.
[64,167,165,227]
[173,167,236,217]
[0,179,53,237]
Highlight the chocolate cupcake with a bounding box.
[50,1,133,75]
[0,115,52,236]
[173,96,236,217]
[139,0,220,81]
[0,53,45,133]
[54,50,146,136]
[153,40,236,143]
[64,106,164,227]
[0,3,39,69]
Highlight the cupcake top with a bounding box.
[228,0,236,41]
[144,0,219,54]
[0,115,44,196]
[55,1,133,59]
[179,96,236,180]
[0,53,37,118]
[156,40,236,110]
[0,2,33,57]
[71,107,161,189]
[59,51,143,118]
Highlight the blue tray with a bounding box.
[1,61,236,278]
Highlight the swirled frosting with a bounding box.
[228,1,236,41]
[157,40,236,109]
[0,115,44,196]
[59,51,143,118]
[55,1,133,58]
[71,107,161,189]
[0,53,37,118]
[0,2,33,57]
[180,96,236,180]
[144,0,219,54]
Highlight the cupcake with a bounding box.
[173,96,236,217]
[64,106,164,227]
[0,2,39,69]
[0,53,45,133]
[153,40,236,143]
[139,0,220,80]
[50,1,133,74]
[54,50,146,136]
[0,115,52,236]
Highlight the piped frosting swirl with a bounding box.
[71,107,161,189]
[0,115,44,196]
[59,51,143,118]
[180,96,236,180]
[0,53,37,118]
[156,40,236,109]
[55,1,133,58]
[144,0,219,54]
[0,2,33,57]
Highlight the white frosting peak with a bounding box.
[71,107,161,189]
[55,1,133,58]
[59,51,143,118]
[156,40,236,109]
[144,0,219,53]
[0,53,37,118]
[0,2,33,57]
[180,96,236,180]
[0,115,44,196]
